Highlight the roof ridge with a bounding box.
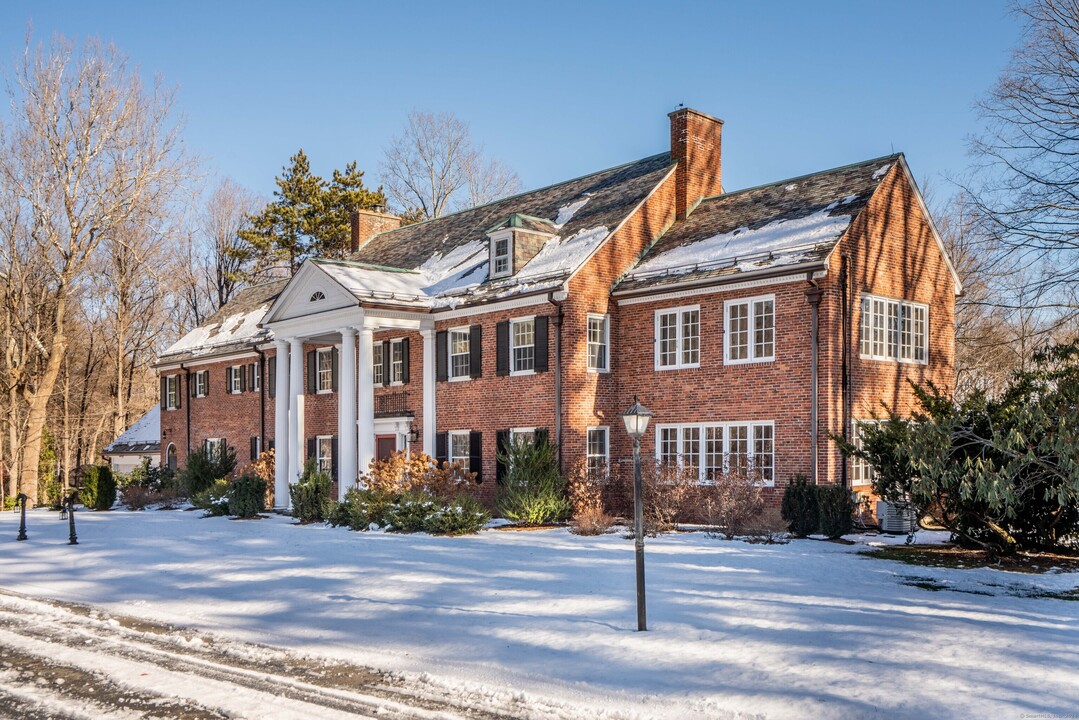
[698,152,904,204]
[314,257,418,274]
[366,151,672,239]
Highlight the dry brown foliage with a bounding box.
[240,449,275,508]
[570,506,617,536]
[120,485,180,511]
[613,459,697,535]
[567,458,616,535]
[702,471,764,539]
[360,451,475,498]
[743,506,790,544]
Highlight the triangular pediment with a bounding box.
[262,261,360,324]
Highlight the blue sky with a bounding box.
[0,1,1018,203]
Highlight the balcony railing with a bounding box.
[375,391,413,418]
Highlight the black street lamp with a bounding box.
[64,492,78,546]
[621,395,654,632]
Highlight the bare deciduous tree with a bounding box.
[380,111,521,220]
[0,35,191,504]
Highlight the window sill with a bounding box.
[586,367,610,374]
[510,369,536,377]
[724,357,776,366]
[449,375,471,382]
[654,364,700,371]
[859,354,928,366]
[316,389,334,395]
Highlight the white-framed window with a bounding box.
[251,362,260,392]
[316,435,333,475]
[390,339,405,384]
[204,437,225,458]
[586,314,609,372]
[851,420,879,486]
[316,348,333,393]
[490,232,513,278]
[194,371,208,398]
[448,430,470,467]
[229,365,244,394]
[510,427,537,446]
[165,375,180,409]
[449,328,471,380]
[373,341,384,385]
[860,295,928,364]
[654,305,700,370]
[654,421,776,485]
[511,318,535,375]
[586,426,609,476]
[725,295,775,363]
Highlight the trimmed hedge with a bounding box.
[781,477,854,539]
[80,465,116,511]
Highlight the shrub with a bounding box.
[181,444,236,497]
[744,507,790,544]
[385,491,439,532]
[327,487,397,530]
[80,465,116,511]
[239,449,276,509]
[289,460,331,523]
[192,478,231,516]
[612,459,697,535]
[702,471,764,539]
[228,472,266,518]
[817,485,855,539]
[423,495,490,536]
[781,475,819,537]
[39,479,64,510]
[361,451,475,498]
[570,506,617,536]
[120,485,180,511]
[495,437,572,526]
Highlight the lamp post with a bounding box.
[621,395,653,632]
[64,492,78,546]
[15,493,28,542]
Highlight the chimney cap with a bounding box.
[668,106,724,125]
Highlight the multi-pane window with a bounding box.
[204,437,225,459]
[450,329,470,379]
[194,371,208,398]
[166,376,179,410]
[316,436,333,475]
[586,427,609,477]
[491,234,512,278]
[373,342,384,384]
[511,318,535,374]
[851,420,879,486]
[229,365,244,394]
[586,314,609,372]
[860,295,928,363]
[251,362,260,392]
[725,295,775,363]
[655,422,775,485]
[448,431,470,466]
[391,339,406,383]
[655,306,700,369]
[316,349,333,392]
[511,427,536,446]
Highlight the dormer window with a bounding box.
[491,232,513,279]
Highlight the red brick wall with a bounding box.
[669,108,724,219]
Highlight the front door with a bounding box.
[375,434,397,461]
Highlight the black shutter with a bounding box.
[250,436,258,462]
[382,342,391,386]
[190,373,197,398]
[306,350,316,393]
[401,338,410,384]
[307,437,316,461]
[469,431,482,483]
[436,331,448,382]
[496,321,510,376]
[495,429,510,484]
[267,438,275,451]
[160,377,167,409]
[534,317,549,372]
[435,432,448,465]
[239,365,247,392]
[331,348,339,392]
[175,377,181,409]
[225,367,232,394]
[536,427,549,447]
[331,437,339,481]
[249,363,257,391]
[268,356,276,398]
[469,325,482,378]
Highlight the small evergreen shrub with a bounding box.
[182,444,236,497]
[290,460,331,523]
[228,472,266,518]
[495,438,572,526]
[817,485,855,539]
[192,478,231,517]
[385,491,439,532]
[327,487,396,530]
[781,475,819,537]
[80,465,116,511]
[423,495,490,535]
[39,479,64,510]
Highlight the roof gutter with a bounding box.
[613,260,829,303]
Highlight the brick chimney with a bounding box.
[669,107,724,220]
[350,208,402,253]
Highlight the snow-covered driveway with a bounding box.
[0,509,1076,720]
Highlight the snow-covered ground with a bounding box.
[0,508,1076,720]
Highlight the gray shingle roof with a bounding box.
[614,154,901,295]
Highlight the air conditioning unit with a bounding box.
[877,500,916,534]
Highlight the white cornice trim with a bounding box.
[265,306,366,339]
[614,269,826,306]
[432,292,553,320]
[896,156,963,296]
[155,348,260,372]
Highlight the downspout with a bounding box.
[548,291,565,473]
[255,347,267,452]
[182,363,192,459]
[805,275,822,485]
[840,254,852,490]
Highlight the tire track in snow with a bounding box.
[0,589,528,720]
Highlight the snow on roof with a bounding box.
[159,281,286,361]
[104,406,160,455]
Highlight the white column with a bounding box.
[357,326,376,480]
[338,327,358,500]
[421,327,436,455]
[288,337,305,489]
[273,338,291,509]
